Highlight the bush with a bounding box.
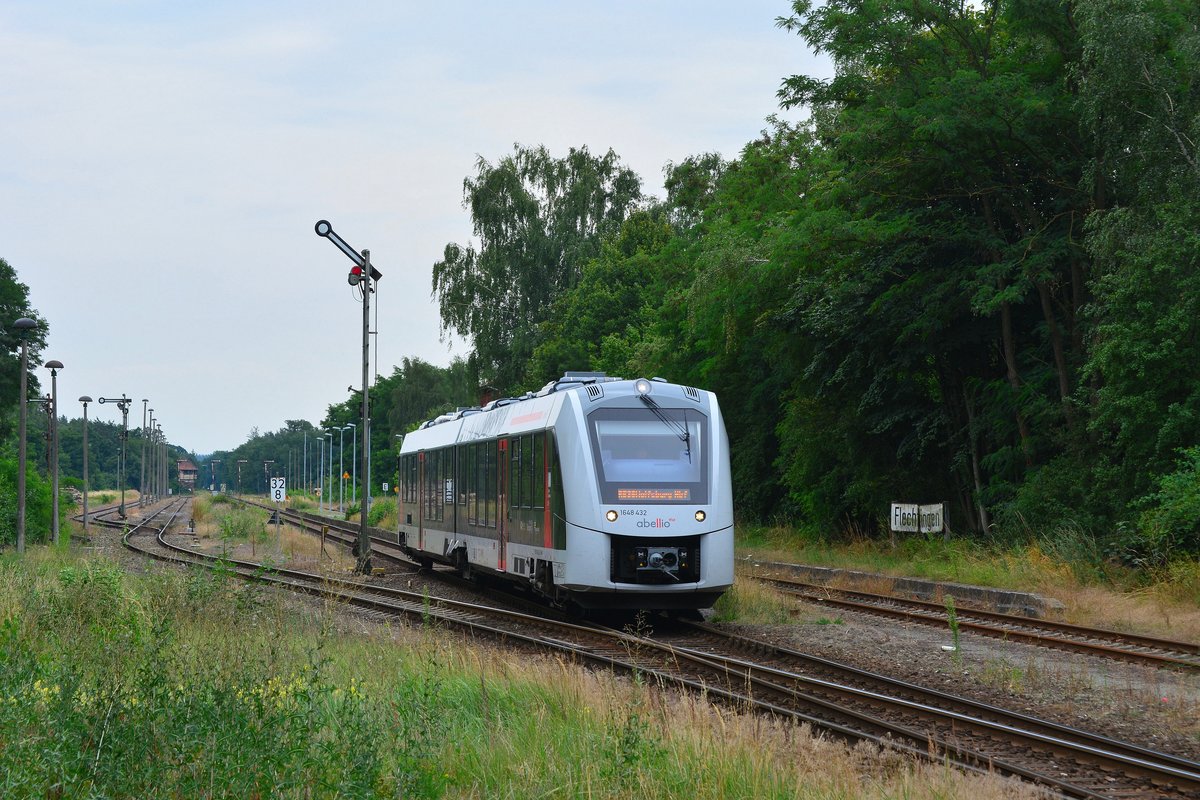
[1133,447,1200,564]
[368,498,395,527]
[0,457,52,548]
[218,508,266,545]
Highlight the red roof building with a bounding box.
[177,459,199,490]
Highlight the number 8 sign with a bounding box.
[270,477,287,503]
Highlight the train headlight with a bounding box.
[605,509,618,522]
[694,510,706,522]
[635,378,652,395]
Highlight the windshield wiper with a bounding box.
[638,395,691,461]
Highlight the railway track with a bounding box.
[115,496,1200,799]
[755,574,1200,671]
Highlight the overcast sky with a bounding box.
[0,1,828,455]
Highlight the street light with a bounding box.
[139,399,148,508]
[325,432,333,513]
[317,435,324,511]
[79,396,92,535]
[344,422,357,505]
[147,410,155,503]
[336,426,347,512]
[12,318,36,553]
[42,362,63,544]
[156,423,165,497]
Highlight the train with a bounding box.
[396,372,734,612]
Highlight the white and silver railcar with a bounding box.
[396,373,734,610]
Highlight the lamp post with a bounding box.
[148,410,156,502]
[13,318,36,553]
[139,399,148,507]
[42,360,63,543]
[157,423,165,497]
[344,422,357,505]
[317,435,324,511]
[79,396,93,534]
[236,459,247,495]
[98,395,131,518]
[210,459,221,493]
[325,432,333,513]
[337,426,346,512]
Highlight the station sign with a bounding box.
[890,502,944,533]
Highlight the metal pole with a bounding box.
[45,361,62,543]
[357,250,372,571]
[15,338,28,553]
[119,399,129,518]
[148,411,155,502]
[318,437,324,511]
[365,417,372,520]
[158,424,165,496]
[326,432,333,513]
[139,399,147,507]
[338,426,345,512]
[347,422,357,506]
[79,397,91,534]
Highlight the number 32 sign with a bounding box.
[270,477,287,503]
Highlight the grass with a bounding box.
[0,545,1044,800]
[737,523,1200,642]
[190,498,356,571]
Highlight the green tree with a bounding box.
[432,144,642,391]
[1075,0,1200,525]
[773,0,1090,531]
[0,256,47,439]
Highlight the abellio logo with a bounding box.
[637,518,675,528]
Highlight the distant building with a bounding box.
[177,459,198,490]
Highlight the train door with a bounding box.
[417,451,425,550]
[498,439,508,571]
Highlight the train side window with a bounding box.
[402,454,418,505]
[509,436,522,510]
[426,450,441,522]
[456,445,467,508]
[520,434,534,509]
[467,444,479,525]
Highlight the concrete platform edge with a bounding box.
[754,560,1066,618]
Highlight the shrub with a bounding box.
[0,457,53,547]
[367,498,395,527]
[1133,447,1200,563]
[218,508,266,545]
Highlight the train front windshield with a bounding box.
[589,407,709,504]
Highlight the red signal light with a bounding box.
[347,266,363,286]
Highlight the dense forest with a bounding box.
[422,0,1200,563]
[5,1,1197,565]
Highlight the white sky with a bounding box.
[0,1,828,454]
